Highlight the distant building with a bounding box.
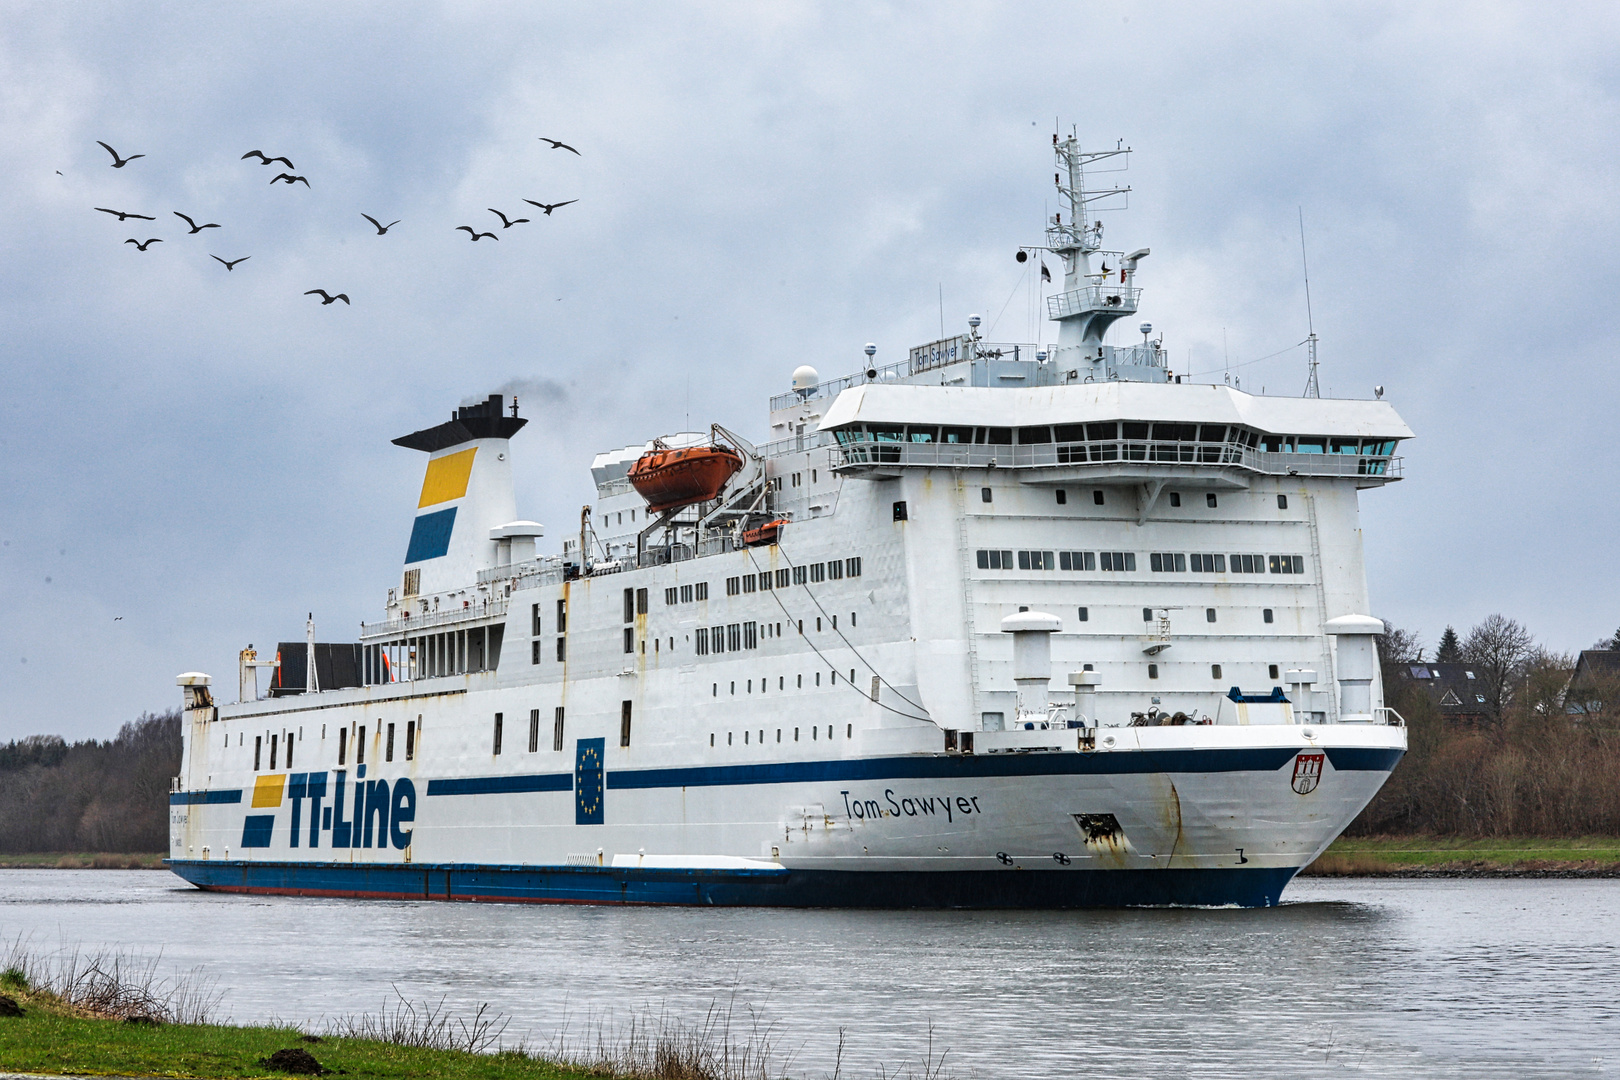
[1565,650,1620,718]
[1396,662,1490,725]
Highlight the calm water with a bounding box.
[0,871,1616,1078]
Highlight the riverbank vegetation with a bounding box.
[1303,835,1620,876]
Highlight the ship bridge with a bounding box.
[817,382,1410,492]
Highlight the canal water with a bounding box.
[0,871,1614,1078]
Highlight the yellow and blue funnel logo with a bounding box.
[405,448,476,564]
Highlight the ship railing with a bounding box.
[361,596,511,641]
[758,430,838,459]
[768,359,910,413]
[595,476,635,498]
[476,557,568,586]
[636,544,695,568]
[1374,707,1408,728]
[832,436,1401,479]
[1047,285,1142,319]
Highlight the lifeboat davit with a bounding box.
[628,443,744,514]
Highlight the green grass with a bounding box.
[0,852,166,869]
[0,997,590,1079]
[1304,834,1620,875]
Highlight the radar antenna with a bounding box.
[1299,206,1320,399]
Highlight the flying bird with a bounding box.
[211,255,250,271]
[362,214,400,235]
[124,238,161,251]
[539,138,580,155]
[96,141,144,168]
[113,616,123,621]
[173,212,221,234]
[455,226,498,241]
[304,289,350,305]
[270,173,310,186]
[487,208,530,228]
[523,199,577,216]
[95,207,155,221]
[241,150,295,168]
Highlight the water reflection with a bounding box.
[0,873,1612,1078]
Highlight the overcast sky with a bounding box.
[3,2,1617,741]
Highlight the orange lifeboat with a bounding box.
[628,443,744,513]
[741,519,786,547]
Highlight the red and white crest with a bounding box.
[1291,752,1325,795]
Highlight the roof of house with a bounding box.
[1396,661,1491,712]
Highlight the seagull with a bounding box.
[97,141,144,168]
[173,212,221,234]
[362,214,401,234]
[487,208,530,228]
[211,255,250,271]
[113,616,123,621]
[270,173,310,186]
[523,199,577,216]
[455,226,498,241]
[241,150,295,168]
[304,289,350,305]
[124,238,161,251]
[96,208,155,221]
[539,138,580,155]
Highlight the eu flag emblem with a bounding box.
[575,738,604,825]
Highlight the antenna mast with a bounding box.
[1299,206,1319,398]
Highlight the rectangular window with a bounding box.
[556,598,567,633]
[712,625,727,654]
[528,709,539,753]
[727,576,741,596]
[1206,493,1218,508]
[680,584,692,603]
[776,569,790,588]
[357,726,365,764]
[727,624,741,651]
[270,735,277,769]
[1017,550,1054,571]
[553,707,565,751]
[695,627,710,655]
[623,588,635,622]
[1056,489,1068,505]
[1231,554,1263,574]
[1143,607,1154,622]
[1263,608,1275,623]
[492,714,502,755]
[828,560,843,580]
[1206,608,1217,623]
[532,639,541,665]
[1212,664,1223,680]
[337,729,346,766]
[620,701,632,748]
[1277,494,1289,509]
[1169,492,1181,507]
[981,487,993,503]
[1100,552,1136,572]
[1269,664,1280,680]
[1093,490,1105,505]
[743,575,757,594]
[556,636,566,661]
[847,557,861,577]
[531,603,542,636]
[254,735,262,771]
[809,563,825,583]
[1148,663,1159,679]
[623,627,635,653]
[744,622,758,649]
[386,722,396,761]
[792,566,807,585]
[758,571,772,591]
[665,587,678,606]
[1077,606,1089,622]
[406,720,415,761]
[695,582,708,601]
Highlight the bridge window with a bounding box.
[908,426,938,443]
[1152,423,1197,441]
[941,426,972,443]
[1086,422,1117,440]
[1330,438,1360,455]
[1294,436,1325,454]
[1262,434,1285,452]
[1122,422,1149,441]
[977,427,1013,445]
[1199,425,1226,442]
[1054,424,1084,443]
[1017,426,1052,444]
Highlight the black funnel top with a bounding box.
[392,394,528,453]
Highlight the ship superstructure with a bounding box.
[169,135,1410,907]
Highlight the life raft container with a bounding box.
[741,519,786,547]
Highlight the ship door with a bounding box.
[575,738,604,825]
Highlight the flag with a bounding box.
[1040,262,1051,283]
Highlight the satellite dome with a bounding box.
[791,365,819,391]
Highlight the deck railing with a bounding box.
[360,596,510,641]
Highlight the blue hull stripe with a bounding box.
[422,745,1383,800]
[425,774,572,796]
[170,789,244,805]
[166,858,1298,909]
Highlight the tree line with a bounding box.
[1353,616,1620,836]
[0,710,179,853]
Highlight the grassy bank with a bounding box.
[1303,834,1620,876]
[0,852,166,869]
[0,1003,589,1079]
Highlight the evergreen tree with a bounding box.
[1436,625,1461,662]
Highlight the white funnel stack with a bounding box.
[1001,611,1062,717]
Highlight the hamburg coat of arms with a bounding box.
[1291,752,1325,795]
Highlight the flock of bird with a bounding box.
[87,136,582,306]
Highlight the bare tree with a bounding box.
[1461,614,1536,721]
[1375,622,1424,665]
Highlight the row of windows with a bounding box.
[492,704,630,755]
[663,582,711,605]
[726,557,862,595]
[712,723,851,747]
[836,422,1395,457]
[695,621,761,655]
[246,719,418,771]
[977,549,1137,572]
[712,668,857,696]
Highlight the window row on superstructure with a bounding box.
[977,549,1307,575]
[726,557,862,595]
[231,718,420,772]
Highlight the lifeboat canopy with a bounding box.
[628,437,744,514]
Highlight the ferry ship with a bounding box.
[168,134,1412,907]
